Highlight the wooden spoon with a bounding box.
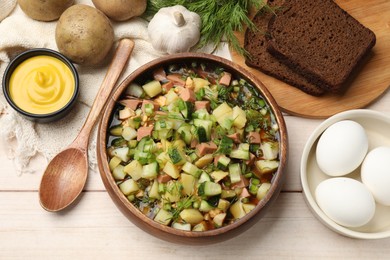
[39,38,135,212]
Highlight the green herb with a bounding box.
[145,0,267,56]
[171,195,197,221]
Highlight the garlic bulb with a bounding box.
[0,0,16,21]
[148,5,201,54]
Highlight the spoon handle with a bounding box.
[73,38,134,149]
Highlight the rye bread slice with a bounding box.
[267,0,376,92]
[244,0,325,96]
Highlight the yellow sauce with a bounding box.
[9,55,75,115]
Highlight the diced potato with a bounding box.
[193,78,210,92]
[192,222,207,232]
[217,199,230,212]
[194,154,214,168]
[112,165,126,180]
[142,80,162,97]
[182,162,201,178]
[257,183,271,200]
[149,180,161,199]
[119,107,135,120]
[165,89,179,105]
[185,77,194,89]
[261,141,279,160]
[180,173,196,196]
[122,126,137,141]
[124,160,143,181]
[109,156,122,171]
[179,209,204,225]
[212,102,232,119]
[172,222,191,231]
[210,170,229,183]
[119,179,139,196]
[242,203,256,214]
[213,213,227,227]
[163,161,180,179]
[112,147,130,162]
[230,200,247,219]
[232,106,247,129]
[154,209,173,226]
[255,160,279,175]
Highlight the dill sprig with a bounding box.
[145,0,267,56]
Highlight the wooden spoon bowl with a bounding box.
[97,53,288,244]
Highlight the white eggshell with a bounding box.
[316,120,368,176]
[361,146,390,206]
[315,177,375,227]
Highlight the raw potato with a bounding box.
[55,4,114,66]
[17,0,74,21]
[92,0,147,21]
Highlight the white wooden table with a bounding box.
[1,53,390,259]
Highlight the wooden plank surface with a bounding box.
[231,0,390,118]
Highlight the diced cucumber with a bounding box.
[119,179,139,196]
[109,124,123,136]
[180,173,196,196]
[177,99,193,119]
[229,163,242,184]
[255,160,279,174]
[257,183,271,200]
[230,200,246,219]
[232,106,247,129]
[192,108,210,120]
[177,124,193,145]
[109,156,122,171]
[198,181,222,196]
[199,200,214,212]
[141,161,159,179]
[198,171,211,184]
[122,126,137,141]
[162,161,180,179]
[194,119,212,141]
[192,222,207,231]
[221,189,236,199]
[168,147,187,165]
[154,208,173,226]
[210,170,228,183]
[142,80,162,97]
[182,162,201,178]
[218,113,234,130]
[124,160,143,181]
[126,83,145,98]
[112,147,130,162]
[213,213,227,227]
[261,141,279,160]
[179,209,204,225]
[196,126,208,143]
[230,147,250,160]
[165,89,179,105]
[216,155,231,170]
[112,165,126,180]
[194,154,214,168]
[149,180,161,199]
[127,117,142,129]
[172,222,191,231]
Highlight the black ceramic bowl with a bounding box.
[2,48,79,123]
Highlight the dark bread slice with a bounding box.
[244,0,325,96]
[267,0,376,92]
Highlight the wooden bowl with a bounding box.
[97,53,288,244]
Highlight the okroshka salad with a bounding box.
[106,61,280,231]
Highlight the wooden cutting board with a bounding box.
[230,0,390,118]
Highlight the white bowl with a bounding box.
[301,109,390,239]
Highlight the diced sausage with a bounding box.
[231,176,250,189]
[190,138,199,149]
[195,101,210,111]
[179,88,196,102]
[153,67,167,81]
[219,72,232,86]
[227,133,241,143]
[247,132,261,144]
[239,188,251,198]
[137,126,154,141]
[162,81,174,93]
[157,174,172,183]
[141,100,160,114]
[245,153,256,166]
[167,74,186,87]
[119,98,141,110]
[196,142,218,157]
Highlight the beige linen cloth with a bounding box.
[0,0,165,174]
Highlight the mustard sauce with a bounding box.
[9,55,75,115]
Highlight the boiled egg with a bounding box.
[316,120,368,176]
[315,177,375,227]
[361,146,390,206]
